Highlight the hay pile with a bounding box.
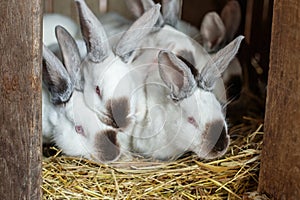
[42,116,264,199]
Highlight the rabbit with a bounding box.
[42,25,121,163]
[200,1,243,101]
[104,0,242,103]
[73,0,244,160]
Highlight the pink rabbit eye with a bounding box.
[96,86,102,98]
[188,117,199,128]
[75,125,85,136]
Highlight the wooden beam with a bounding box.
[0,0,42,199]
[258,0,300,199]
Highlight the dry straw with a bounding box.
[42,114,265,199]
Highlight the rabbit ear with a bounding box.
[124,0,154,18]
[162,0,182,27]
[115,4,161,63]
[42,44,74,105]
[55,26,82,88]
[197,36,244,91]
[200,12,226,53]
[220,0,241,43]
[94,130,120,163]
[124,0,164,27]
[75,0,110,63]
[158,50,197,101]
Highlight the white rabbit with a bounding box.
[42,25,121,163]
[74,0,244,160]
[116,25,243,159]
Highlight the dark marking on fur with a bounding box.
[176,54,199,78]
[177,50,195,66]
[205,120,229,153]
[213,126,228,152]
[104,97,131,130]
[42,60,73,105]
[95,130,120,162]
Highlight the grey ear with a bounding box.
[158,50,197,101]
[124,0,154,18]
[162,0,182,27]
[220,0,241,43]
[115,4,161,63]
[42,44,74,104]
[124,0,164,28]
[55,26,82,89]
[75,0,109,63]
[197,36,244,91]
[200,12,226,53]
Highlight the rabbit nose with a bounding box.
[206,120,229,153]
[212,125,229,152]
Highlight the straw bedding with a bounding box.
[42,104,266,199]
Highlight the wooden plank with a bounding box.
[258,0,300,199]
[0,0,42,199]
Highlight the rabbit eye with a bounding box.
[188,116,199,128]
[75,125,85,136]
[96,86,102,98]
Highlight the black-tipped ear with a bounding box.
[162,0,182,27]
[42,44,74,104]
[75,0,110,63]
[197,36,244,91]
[115,4,161,63]
[158,50,197,101]
[55,26,81,88]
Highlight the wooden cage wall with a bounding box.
[0,0,299,199]
[0,0,42,199]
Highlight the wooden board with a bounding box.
[0,0,42,199]
[258,0,300,199]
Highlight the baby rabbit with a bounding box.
[73,0,244,160]
[42,25,121,163]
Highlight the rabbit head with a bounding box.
[74,0,161,131]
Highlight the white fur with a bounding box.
[73,0,243,161]
[98,1,241,102]
[116,25,239,159]
[81,52,137,119]
[126,66,229,160]
[42,86,120,162]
